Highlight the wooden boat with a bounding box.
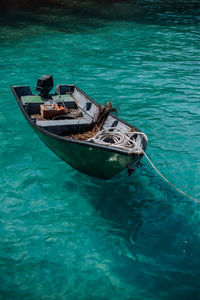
[11,75,148,179]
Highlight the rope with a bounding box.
[89,127,199,204]
[143,152,200,204]
[89,127,148,154]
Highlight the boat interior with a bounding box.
[13,76,132,137]
[12,75,146,152]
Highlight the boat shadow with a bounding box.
[69,163,200,253]
[70,165,189,245]
[65,166,200,296]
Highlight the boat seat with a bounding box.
[21,95,44,114]
[36,118,93,134]
[21,95,43,104]
[52,94,77,109]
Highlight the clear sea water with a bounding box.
[0,1,200,299]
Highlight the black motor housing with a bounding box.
[36,75,54,98]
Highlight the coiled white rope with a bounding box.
[89,127,199,204]
[89,127,148,154]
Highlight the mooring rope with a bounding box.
[143,152,200,204]
[89,127,199,204]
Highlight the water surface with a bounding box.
[0,1,200,299]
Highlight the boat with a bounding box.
[11,75,148,179]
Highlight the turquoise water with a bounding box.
[0,1,200,299]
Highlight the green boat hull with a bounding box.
[34,126,134,179]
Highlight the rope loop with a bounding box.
[88,127,148,153]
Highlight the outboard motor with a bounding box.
[36,75,54,99]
